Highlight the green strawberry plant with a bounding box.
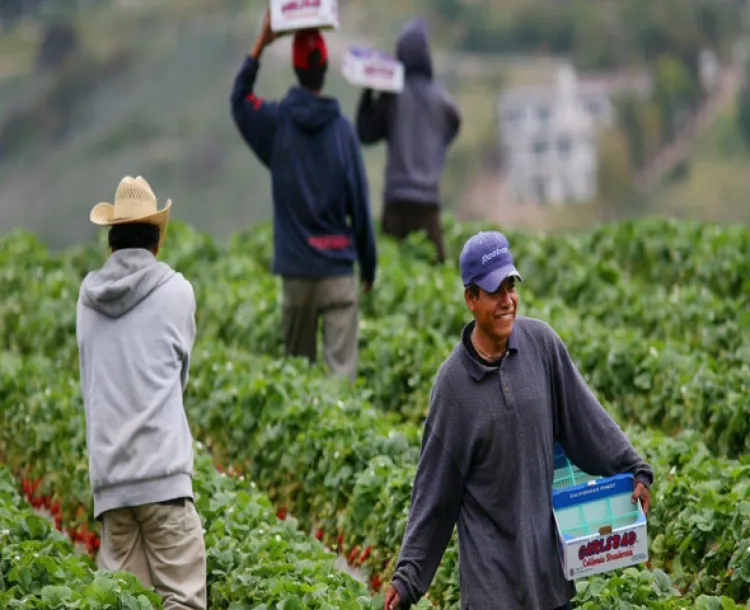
[0,464,162,608]
[2,216,750,608]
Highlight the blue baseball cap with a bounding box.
[459,231,522,292]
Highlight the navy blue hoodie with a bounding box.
[231,57,377,283]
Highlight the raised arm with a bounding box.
[229,10,283,168]
[356,88,392,144]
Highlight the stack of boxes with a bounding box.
[551,443,649,580]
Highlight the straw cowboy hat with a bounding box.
[90,175,172,245]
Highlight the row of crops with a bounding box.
[0,216,748,608]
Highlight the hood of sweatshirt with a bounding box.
[396,17,433,79]
[284,85,342,133]
[80,248,176,318]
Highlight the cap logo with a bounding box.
[482,247,508,265]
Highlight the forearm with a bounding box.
[560,392,653,486]
[391,427,462,604]
[356,90,389,143]
[553,336,653,485]
[250,37,266,61]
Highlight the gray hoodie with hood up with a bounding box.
[76,248,197,519]
[356,17,461,207]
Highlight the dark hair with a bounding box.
[295,50,327,90]
[108,222,160,251]
[466,283,480,298]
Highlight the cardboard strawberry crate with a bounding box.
[269,0,339,33]
[552,442,599,490]
[342,46,404,93]
[553,473,648,581]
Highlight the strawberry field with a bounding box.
[1,216,749,609]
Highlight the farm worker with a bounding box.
[356,16,461,264]
[230,10,378,382]
[383,231,654,610]
[76,175,206,610]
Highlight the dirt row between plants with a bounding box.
[31,504,369,584]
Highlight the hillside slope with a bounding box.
[0,0,510,248]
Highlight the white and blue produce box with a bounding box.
[269,0,339,33]
[342,46,404,93]
[552,473,648,580]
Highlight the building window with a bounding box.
[586,99,601,116]
[503,108,522,123]
[533,140,548,156]
[557,137,572,157]
[534,177,547,204]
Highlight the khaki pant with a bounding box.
[97,501,207,610]
[282,275,358,381]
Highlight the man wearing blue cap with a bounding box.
[384,231,653,610]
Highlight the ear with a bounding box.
[464,287,477,312]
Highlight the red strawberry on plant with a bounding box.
[348,546,360,565]
[51,501,61,516]
[84,532,97,553]
[370,574,381,591]
[359,546,372,563]
[315,529,323,540]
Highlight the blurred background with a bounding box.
[1,0,749,249]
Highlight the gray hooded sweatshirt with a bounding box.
[76,248,197,519]
[356,17,461,206]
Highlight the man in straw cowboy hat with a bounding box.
[230,10,378,382]
[76,175,207,610]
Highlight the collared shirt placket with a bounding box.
[498,352,516,412]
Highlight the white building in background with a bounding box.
[497,63,651,206]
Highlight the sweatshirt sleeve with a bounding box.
[230,56,279,168]
[549,328,654,488]
[391,383,465,607]
[356,89,391,144]
[345,127,377,284]
[179,279,197,392]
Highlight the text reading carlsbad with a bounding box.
[578,530,640,568]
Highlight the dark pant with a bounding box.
[381,201,446,263]
[555,603,573,610]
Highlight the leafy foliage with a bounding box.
[0,465,162,608]
[1,216,750,608]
